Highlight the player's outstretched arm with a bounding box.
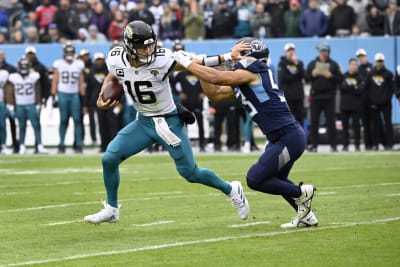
[199,79,235,102]
[97,73,120,109]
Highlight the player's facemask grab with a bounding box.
[123,20,157,65]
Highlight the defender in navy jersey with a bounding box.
[84,21,249,224]
[173,37,318,228]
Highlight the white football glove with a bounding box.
[173,51,193,68]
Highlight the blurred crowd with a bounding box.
[0,0,400,45]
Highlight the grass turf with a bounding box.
[0,152,399,266]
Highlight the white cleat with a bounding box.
[294,182,316,219]
[228,181,250,220]
[19,145,26,155]
[280,211,318,228]
[84,201,120,224]
[37,144,48,154]
[1,145,12,155]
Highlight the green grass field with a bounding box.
[1,152,399,267]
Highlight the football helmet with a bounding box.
[172,39,185,51]
[63,42,75,61]
[123,20,157,65]
[18,57,30,75]
[237,37,269,60]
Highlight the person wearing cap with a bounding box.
[306,42,343,152]
[364,53,394,150]
[278,43,305,127]
[339,58,363,151]
[355,48,373,150]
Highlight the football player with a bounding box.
[6,57,47,154]
[84,20,249,224]
[173,38,318,228]
[0,67,10,154]
[51,42,86,153]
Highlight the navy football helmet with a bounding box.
[18,57,30,75]
[237,37,269,60]
[123,20,157,64]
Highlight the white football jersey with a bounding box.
[0,69,9,102]
[106,46,176,116]
[8,71,40,105]
[53,59,84,94]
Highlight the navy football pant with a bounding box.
[246,122,306,211]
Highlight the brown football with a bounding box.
[102,80,124,101]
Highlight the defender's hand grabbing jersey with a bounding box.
[106,45,176,116]
[233,58,295,135]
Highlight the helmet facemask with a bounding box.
[18,57,30,76]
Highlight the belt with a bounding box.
[266,122,297,142]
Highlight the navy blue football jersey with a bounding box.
[233,58,295,134]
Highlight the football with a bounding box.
[102,80,124,102]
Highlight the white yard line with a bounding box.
[2,216,399,267]
[228,221,270,228]
[132,220,175,227]
[318,192,337,195]
[42,220,82,226]
[1,182,400,213]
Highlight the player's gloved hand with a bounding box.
[173,51,193,69]
[6,104,14,118]
[35,104,41,113]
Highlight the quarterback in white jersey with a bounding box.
[6,57,46,154]
[0,69,9,154]
[51,43,85,153]
[84,20,249,224]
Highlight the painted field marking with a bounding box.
[132,220,174,227]
[228,221,270,228]
[2,217,399,267]
[1,182,400,213]
[42,220,82,226]
[386,193,400,197]
[318,192,337,195]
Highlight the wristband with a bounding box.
[222,52,232,61]
[202,56,221,67]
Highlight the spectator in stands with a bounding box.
[42,22,61,43]
[356,48,374,150]
[17,12,36,41]
[211,0,237,39]
[251,2,271,38]
[328,0,356,37]
[339,58,363,151]
[384,0,400,35]
[183,0,205,40]
[90,0,110,36]
[108,9,127,42]
[128,0,155,27]
[77,27,89,43]
[348,0,369,33]
[11,30,24,43]
[149,0,164,37]
[306,42,343,152]
[0,31,7,44]
[75,0,93,29]
[36,0,57,38]
[278,43,306,127]
[233,0,255,38]
[85,24,107,44]
[0,4,9,32]
[108,1,120,16]
[119,0,136,14]
[284,0,303,37]
[267,0,289,38]
[160,0,183,40]
[52,0,79,40]
[366,4,385,35]
[203,0,216,39]
[365,53,394,150]
[25,26,39,43]
[300,0,328,37]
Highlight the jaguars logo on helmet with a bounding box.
[123,20,157,65]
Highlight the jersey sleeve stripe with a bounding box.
[162,61,176,81]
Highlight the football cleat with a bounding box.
[36,144,48,154]
[294,182,316,219]
[228,181,250,220]
[280,210,318,228]
[19,145,26,155]
[84,201,120,224]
